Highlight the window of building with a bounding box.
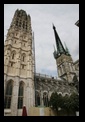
[12,53,14,59]
[4,80,13,108]
[22,65,24,69]
[16,21,18,26]
[22,56,24,62]
[21,54,26,62]
[11,51,16,60]
[36,92,40,106]
[43,92,49,107]
[18,82,24,109]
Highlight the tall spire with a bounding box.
[53,24,66,56]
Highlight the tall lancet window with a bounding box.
[18,82,24,109]
[21,53,26,62]
[12,53,14,59]
[36,91,40,106]
[43,92,49,107]
[4,80,13,108]
[11,50,16,60]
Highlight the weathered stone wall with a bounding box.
[4,9,35,116]
[29,107,52,116]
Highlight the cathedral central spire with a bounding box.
[53,24,66,57]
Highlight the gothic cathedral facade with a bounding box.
[4,9,35,116]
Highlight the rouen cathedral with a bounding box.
[4,9,79,116]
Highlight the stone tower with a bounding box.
[4,9,35,116]
[53,24,75,83]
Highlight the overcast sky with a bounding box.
[4,4,79,77]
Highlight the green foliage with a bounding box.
[50,92,63,111]
[69,92,79,111]
[50,92,79,112]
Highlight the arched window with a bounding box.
[4,80,13,108]
[18,82,24,109]
[21,53,26,62]
[11,51,16,60]
[36,91,40,106]
[12,53,14,59]
[23,56,24,61]
[43,92,49,107]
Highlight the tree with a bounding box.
[50,92,79,116]
[62,93,79,115]
[50,92,63,112]
[69,92,79,111]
